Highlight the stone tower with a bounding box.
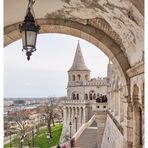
[62,41,108,139]
[67,41,90,101]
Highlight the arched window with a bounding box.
[77,74,81,81]
[72,75,75,81]
[77,94,79,100]
[85,75,88,80]
[85,94,88,100]
[90,94,93,100]
[93,94,96,100]
[89,90,94,100]
[72,93,76,100]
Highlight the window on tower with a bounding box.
[90,94,93,100]
[85,75,88,80]
[77,94,79,100]
[77,74,81,81]
[72,75,75,81]
[72,93,76,100]
[85,94,88,100]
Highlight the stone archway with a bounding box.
[4,1,144,147]
[4,18,131,98]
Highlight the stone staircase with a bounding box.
[76,126,98,148]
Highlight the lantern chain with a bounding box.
[26,0,37,23]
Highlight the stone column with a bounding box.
[111,92,113,112]
[133,106,142,148]
[107,92,111,110]
[122,97,133,148]
[120,89,124,123]
[83,107,86,123]
[66,107,69,125]
[63,106,66,125]
[68,107,71,124]
[77,107,80,128]
[114,90,118,116]
[113,91,116,115]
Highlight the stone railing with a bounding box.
[64,100,96,104]
[72,114,96,140]
[68,80,107,87]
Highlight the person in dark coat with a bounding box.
[56,144,61,148]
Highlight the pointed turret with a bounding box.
[69,41,90,71]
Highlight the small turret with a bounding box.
[68,41,90,84]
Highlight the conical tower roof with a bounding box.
[69,41,90,71]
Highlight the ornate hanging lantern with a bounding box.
[19,1,40,60]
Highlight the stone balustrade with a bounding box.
[72,114,96,140]
[68,79,107,87]
[64,100,96,104]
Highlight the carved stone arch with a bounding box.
[4,18,130,98]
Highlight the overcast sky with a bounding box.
[4,33,109,98]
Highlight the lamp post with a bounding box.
[74,117,78,132]
[46,132,50,144]
[69,121,72,138]
[19,0,40,60]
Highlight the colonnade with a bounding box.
[63,106,85,133]
[107,81,144,147]
[107,85,124,124]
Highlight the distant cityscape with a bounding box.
[4,97,65,147]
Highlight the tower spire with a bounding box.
[69,41,90,71]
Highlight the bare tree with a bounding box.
[40,97,63,138]
[7,107,32,148]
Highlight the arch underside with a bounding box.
[4,18,130,95]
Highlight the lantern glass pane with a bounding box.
[26,31,36,47]
[22,31,26,47]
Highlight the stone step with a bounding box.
[76,128,97,148]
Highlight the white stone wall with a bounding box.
[101,114,124,148]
